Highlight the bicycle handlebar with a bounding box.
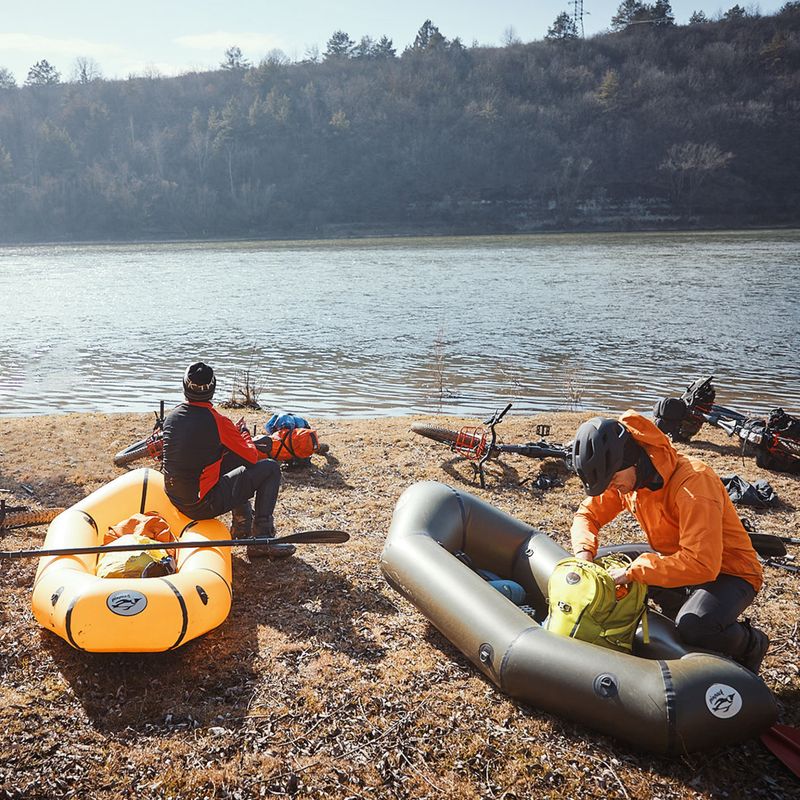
[484,402,513,427]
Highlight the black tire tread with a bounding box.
[113,439,152,468]
[410,424,461,446]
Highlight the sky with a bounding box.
[0,1,787,83]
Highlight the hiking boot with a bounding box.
[247,524,295,560]
[230,503,253,538]
[739,624,770,674]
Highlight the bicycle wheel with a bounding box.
[113,438,154,467]
[410,424,460,446]
[0,507,64,530]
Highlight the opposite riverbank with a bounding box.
[1,410,798,799]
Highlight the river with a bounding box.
[0,230,798,419]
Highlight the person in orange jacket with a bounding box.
[570,411,769,673]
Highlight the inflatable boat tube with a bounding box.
[380,481,777,755]
[32,468,232,653]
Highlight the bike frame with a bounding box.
[469,403,569,488]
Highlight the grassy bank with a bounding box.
[0,411,798,799]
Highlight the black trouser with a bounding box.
[175,454,281,534]
[649,573,756,660]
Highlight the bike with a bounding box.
[113,402,166,468]
[411,402,571,488]
[656,376,800,472]
[113,401,330,468]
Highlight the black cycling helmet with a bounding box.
[183,362,216,401]
[572,417,631,496]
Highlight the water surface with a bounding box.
[1,231,798,419]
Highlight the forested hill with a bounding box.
[1,8,799,243]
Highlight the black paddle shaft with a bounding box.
[0,530,349,560]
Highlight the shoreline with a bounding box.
[2,225,798,251]
[1,409,798,798]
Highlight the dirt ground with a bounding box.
[0,410,798,799]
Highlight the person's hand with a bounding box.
[608,567,630,586]
[574,550,594,562]
[235,417,247,433]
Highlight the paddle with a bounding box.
[748,532,788,558]
[762,724,800,779]
[0,530,349,559]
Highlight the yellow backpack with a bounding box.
[545,554,649,653]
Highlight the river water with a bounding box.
[0,231,798,419]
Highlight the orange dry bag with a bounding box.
[269,427,319,463]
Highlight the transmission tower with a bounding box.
[572,0,585,37]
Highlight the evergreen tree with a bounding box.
[410,20,447,51]
[372,36,397,59]
[25,60,60,86]
[724,5,748,20]
[324,31,355,60]
[651,0,675,26]
[546,12,579,41]
[0,67,15,89]
[221,46,251,71]
[611,0,647,30]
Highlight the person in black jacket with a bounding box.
[162,362,294,559]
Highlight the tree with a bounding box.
[610,0,674,30]
[352,36,375,59]
[25,60,60,86]
[660,142,733,216]
[596,69,622,109]
[0,141,12,178]
[409,20,447,52]
[324,30,355,60]
[546,12,579,41]
[72,57,102,84]
[689,10,709,24]
[221,46,251,71]
[302,45,321,64]
[651,0,675,26]
[352,35,396,60]
[371,36,396,59]
[611,0,647,30]
[0,68,16,89]
[723,5,748,20]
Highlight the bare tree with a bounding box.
[660,141,734,216]
[72,57,102,84]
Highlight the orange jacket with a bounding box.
[570,411,763,591]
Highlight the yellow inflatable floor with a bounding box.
[32,468,232,652]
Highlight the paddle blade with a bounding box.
[749,533,788,558]
[274,530,350,545]
[761,723,800,779]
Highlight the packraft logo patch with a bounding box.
[106,590,148,616]
[705,683,743,719]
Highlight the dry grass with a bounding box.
[0,410,798,799]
